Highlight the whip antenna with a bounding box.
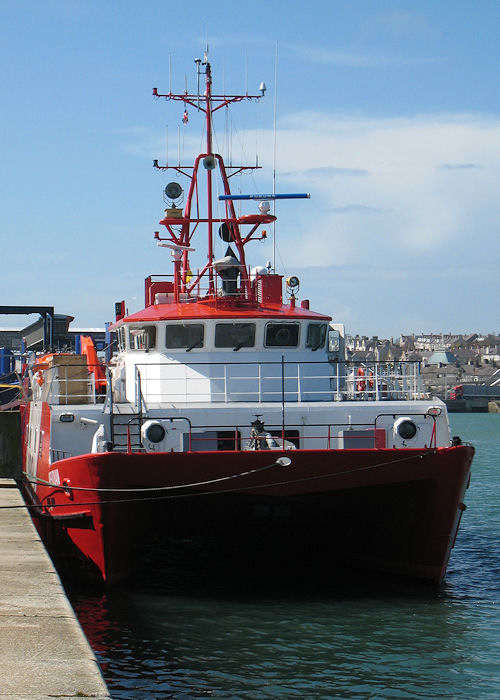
[272,42,278,272]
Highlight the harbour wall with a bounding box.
[446,398,498,413]
[0,411,21,478]
[0,478,110,698]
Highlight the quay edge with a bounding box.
[0,478,110,699]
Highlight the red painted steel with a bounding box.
[22,440,474,586]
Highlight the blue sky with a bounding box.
[1,0,499,338]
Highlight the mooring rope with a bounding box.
[0,449,439,510]
[22,458,288,493]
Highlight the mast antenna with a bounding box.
[245,51,248,96]
[272,41,278,272]
[195,57,202,110]
[154,57,270,295]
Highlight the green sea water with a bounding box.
[70,414,500,699]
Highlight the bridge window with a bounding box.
[117,326,126,351]
[165,323,204,350]
[130,326,156,351]
[306,323,327,350]
[215,323,255,350]
[265,322,300,347]
[328,328,340,352]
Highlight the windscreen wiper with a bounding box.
[186,338,203,352]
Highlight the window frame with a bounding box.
[129,325,157,351]
[165,323,205,351]
[264,321,300,348]
[214,322,256,349]
[306,323,328,351]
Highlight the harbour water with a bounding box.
[69,414,500,699]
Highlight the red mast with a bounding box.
[153,56,275,300]
[205,61,215,293]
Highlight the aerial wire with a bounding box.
[272,41,278,272]
[245,50,249,96]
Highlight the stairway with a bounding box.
[111,406,142,452]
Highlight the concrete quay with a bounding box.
[0,478,110,699]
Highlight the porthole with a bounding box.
[396,419,417,440]
[144,422,166,443]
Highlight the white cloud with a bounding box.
[126,110,500,269]
[117,110,500,335]
[252,112,500,268]
[360,10,438,40]
[280,36,444,69]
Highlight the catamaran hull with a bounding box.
[22,444,474,586]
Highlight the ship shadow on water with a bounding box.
[112,532,446,603]
[64,523,500,605]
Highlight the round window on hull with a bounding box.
[144,422,166,443]
[394,418,417,441]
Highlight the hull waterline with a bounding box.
[22,444,474,586]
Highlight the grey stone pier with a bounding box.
[0,478,111,699]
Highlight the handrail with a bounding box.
[30,358,427,406]
[117,412,440,452]
[127,358,426,405]
[134,366,148,416]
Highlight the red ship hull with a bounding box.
[22,444,474,586]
